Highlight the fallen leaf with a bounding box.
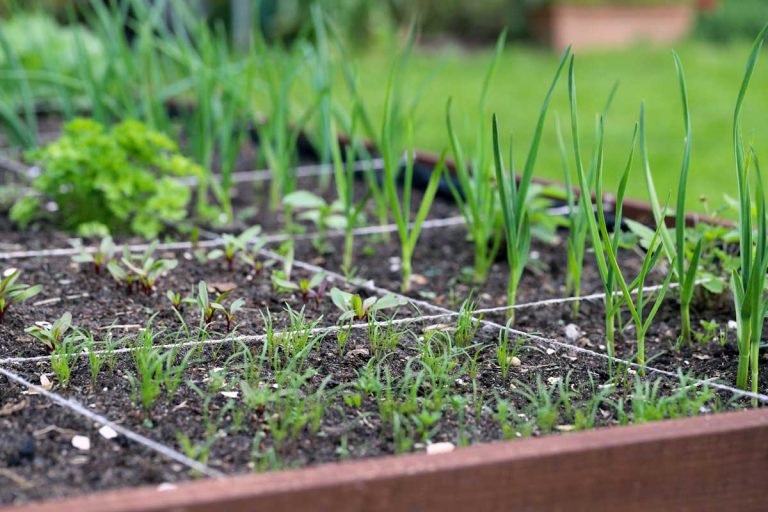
[220,391,239,399]
[0,398,28,416]
[208,282,237,294]
[40,375,52,391]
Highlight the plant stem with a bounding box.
[401,247,412,293]
[679,301,692,348]
[736,321,751,390]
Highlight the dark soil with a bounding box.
[294,224,661,312]
[0,376,186,506]
[518,293,768,394]
[0,252,420,360]
[3,322,737,505]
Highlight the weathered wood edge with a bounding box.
[7,408,768,512]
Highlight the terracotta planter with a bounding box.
[531,4,695,52]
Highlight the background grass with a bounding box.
[349,39,768,215]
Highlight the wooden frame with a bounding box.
[8,408,768,512]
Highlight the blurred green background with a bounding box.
[2,0,768,214]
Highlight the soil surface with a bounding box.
[0,252,419,360]
[0,376,187,506]
[2,322,738,505]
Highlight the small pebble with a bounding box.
[98,426,118,440]
[509,356,521,367]
[426,442,455,455]
[71,435,91,451]
[564,323,581,341]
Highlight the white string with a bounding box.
[0,216,466,260]
[0,366,225,478]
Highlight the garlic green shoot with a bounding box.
[639,53,702,346]
[731,24,768,395]
[493,45,570,323]
[444,29,507,284]
[568,56,633,359]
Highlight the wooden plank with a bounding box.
[8,408,768,512]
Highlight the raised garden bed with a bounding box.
[2,8,768,511]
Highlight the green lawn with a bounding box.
[350,39,768,215]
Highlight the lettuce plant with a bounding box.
[11,118,203,238]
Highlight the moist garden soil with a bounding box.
[1,323,739,505]
[0,251,420,360]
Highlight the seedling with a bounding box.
[639,53,702,346]
[70,236,116,274]
[730,24,768,395]
[166,290,184,312]
[108,242,177,295]
[208,225,263,271]
[211,296,246,332]
[0,268,42,323]
[493,46,570,323]
[238,234,273,275]
[272,272,326,302]
[330,288,407,321]
[568,57,634,359]
[51,336,78,388]
[283,191,345,253]
[25,312,79,354]
[196,281,242,330]
[445,30,507,284]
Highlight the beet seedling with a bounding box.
[330,287,407,321]
[272,272,326,302]
[283,190,346,253]
[25,312,79,354]
[70,236,116,274]
[209,225,263,271]
[211,297,246,332]
[0,268,43,323]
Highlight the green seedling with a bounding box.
[70,236,116,274]
[330,287,407,321]
[166,290,184,312]
[208,225,263,271]
[0,268,42,323]
[25,312,79,354]
[51,335,78,388]
[211,296,246,332]
[283,190,345,253]
[568,57,634,360]
[445,30,507,284]
[272,272,326,302]
[639,53,702,346]
[493,46,570,323]
[238,234,273,275]
[108,241,177,295]
[730,24,768,394]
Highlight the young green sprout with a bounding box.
[238,234,273,275]
[568,56,633,359]
[211,297,246,332]
[493,46,570,323]
[272,272,326,303]
[445,30,507,284]
[196,281,236,327]
[70,236,116,274]
[166,290,184,312]
[0,268,42,323]
[330,287,407,321]
[591,116,676,373]
[208,225,263,271]
[283,191,346,253]
[730,24,768,395]
[25,312,78,354]
[639,53,702,347]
